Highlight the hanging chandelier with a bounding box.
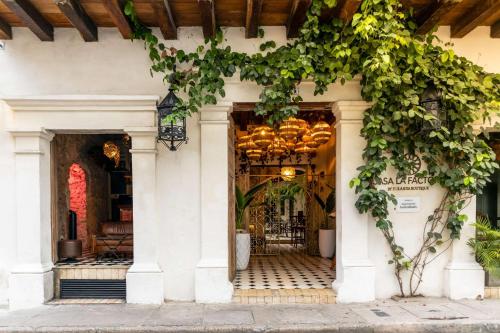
[279,117,300,140]
[281,166,296,181]
[237,116,332,162]
[302,129,320,148]
[252,125,275,148]
[295,141,317,154]
[268,136,287,156]
[311,121,332,144]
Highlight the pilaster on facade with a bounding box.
[125,127,164,305]
[444,198,485,299]
[8,128,55,310]
[195,105,234,303]
[331,100,376,303]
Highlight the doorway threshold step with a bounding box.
[233,288,336,304]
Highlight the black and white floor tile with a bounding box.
[55,257,133,267]
[234,246,335,289]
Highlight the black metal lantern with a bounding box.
[420,84,446,132]
[157,72,188,151]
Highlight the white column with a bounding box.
[444,197,485,299]
[125,127,164,304]
[195,105,233,303]
[9,129,54,310]
[332,101,376,303]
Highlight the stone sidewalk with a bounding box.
[0,297,499,332]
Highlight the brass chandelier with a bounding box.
[237,117,333,162]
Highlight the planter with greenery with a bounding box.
[125,0,500,297]
[314,186,336,258]
[468,216,500,287]
[235,182,267,270]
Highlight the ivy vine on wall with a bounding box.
[125,0,500,296]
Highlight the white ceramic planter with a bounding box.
[319,228,335,258]
[236,232,251,270]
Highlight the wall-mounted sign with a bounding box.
[377,154,431,192]
[396,196,420,213]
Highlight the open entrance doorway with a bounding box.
[230,103,337,303]
[51,134,133,302]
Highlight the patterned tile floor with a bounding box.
[55,257,133,268]
[234,246,335,289]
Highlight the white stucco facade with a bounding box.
[0,25,498,309]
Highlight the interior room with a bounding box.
[51,134,133,300]
[478,133,500,229]
[231,103,337,292]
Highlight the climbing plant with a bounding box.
[125,0,500,296]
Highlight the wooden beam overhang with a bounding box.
[491,20,500,38]
[245,0,263,38]
[318,0,362,26]
[321,0,362,23]
[0,16,12,39]
[286,0,312,39]
[55,0,97,42]
[3,0,53,41]
[416,0,462,35]
[155,0,177,40]
[103,0,133,39]
[336,0,362,22]
[198,0,216,39]
[451,0,500,38]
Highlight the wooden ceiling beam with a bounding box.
[416,0,461,35]
[321,0,362,23]
[245,0,263,38]
[55,0,97,42]
[0,16,12,39]
[102,0,133,39]
[198,0,216,39]
[155,0,177,40]
[491,20,500,38]
[286,0,312,39]
[336,0,362,22]
[2,0,53,41]
[451,0,500,38]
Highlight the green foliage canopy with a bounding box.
[125,0,500,296]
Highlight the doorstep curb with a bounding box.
[1,322,500,333]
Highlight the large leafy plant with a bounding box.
[468,216,500,276]
[314,185,335,229]
[125,0,500,296]
[235,182,267,230]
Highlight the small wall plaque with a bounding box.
[396,196,420,213]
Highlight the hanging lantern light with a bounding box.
[252,125,275,148]
[281,167,296,181]
[279,117,300,140]
[285,139,296,152]
[103,141,120,167]
[157,67,188,151]
[268,136,287,156]
[295,141,317,154]
[246,147,263,160]
[420,83,445,132]
[237,134,253,150]
[302,129,320,148]
[311,121,332,144]
[297,118,309,136]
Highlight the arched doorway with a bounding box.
[68,163,88,251]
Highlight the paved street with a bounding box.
[0,297,499,332]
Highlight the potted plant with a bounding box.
[314,186,336,258]
[235,182,266,270]
[467,216,500,287]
